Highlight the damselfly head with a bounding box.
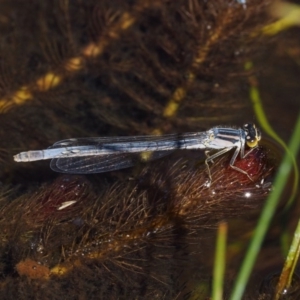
[243,123,262,148]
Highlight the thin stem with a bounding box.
[212,221,228,300]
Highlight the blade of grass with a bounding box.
[229,112,300,300]
[212,221,228,300]
[245,61,299,209]
[261,2,300,36]
[275,219,300,298]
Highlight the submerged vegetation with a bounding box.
[0,0,298,299]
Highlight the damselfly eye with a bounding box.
[243,123,261,148]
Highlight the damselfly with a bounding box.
[14,123,261,181]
